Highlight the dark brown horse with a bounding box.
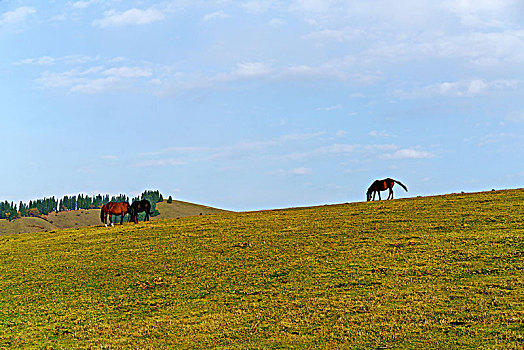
[130,199,152,223]
[100,202,135,227]
[367,178,408,201]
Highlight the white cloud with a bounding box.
[442,0,520,27]
[290,0,336,13]
[441,79,517,97]
[132,159,186,168]
[93,8,165,27]
[233,62,272,78]
[202,11,229,22]
[35,69,116,94]
[286,143,361,160]
[216,62,273,82]
[302,28,366,42]
[316,104,342,111]
[398,78,518,98]
[363,29,524,68]
[382,149,434,160]
[101,155,118,160]
[368,130,392,137]
[70,77,121,94]
[18,56,55,65]
[240,0,279,13]
[291,167,312,175]
[284,143,432,161]
[0,6,36,26]
[103,66,152,78]
[69,0,97,9]
[506,110,524,122]
[268,167,312,176]
[17,55,102,66]
[281,58,379,84]
[32,56,158,94]
[269,18,286,27]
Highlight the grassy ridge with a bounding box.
[0,200,228,235]
[0,190,523,348]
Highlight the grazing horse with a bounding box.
[367,178,408,201]
[100,202,135,227]
[130,199,153,223]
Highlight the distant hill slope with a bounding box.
[0,189,523,348]
[0,200,229,235]
[0,217,57,234]
[154,199,230,219]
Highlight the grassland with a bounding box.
[0,200,228,235]
[0,189,523,349]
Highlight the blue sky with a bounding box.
[1,0,523,211]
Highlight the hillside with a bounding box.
[0,199,229,235]
[0,189,523,348]
[155,199,229,219]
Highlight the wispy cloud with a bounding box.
[397,78,519,98]
[381,148,434,160]
[284,143,433,161]
[506,110,524,123]
[136,132,328,168]
[16,54,100,66]
[368,130,393,137]
[101,155,118,160]
[132,159,186,168]
[68,0,98,9]
[442,0,520,27]
[268,167,312,176]
[32,55,156,94]
[202,11,229,22]
[103,66,152,78]
[93,8,165,27]
[316,104,342,111]
[240,0,280,13]
[216,62,273,82]
[302,28,367,42]
[0,6,36,26]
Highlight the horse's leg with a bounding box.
[104,212,108,227]
[378,191,381,200]
[388,188,393,200]
[145,212,149,221]
[120,213,124,225]
[110,214,114,227]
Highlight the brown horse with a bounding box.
[100,202,135,227]
[367,178,408,201]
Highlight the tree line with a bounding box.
[0,190,163,221]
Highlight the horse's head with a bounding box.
[127,204,139,223]
[127,204,135,216]
[366,181,378,201]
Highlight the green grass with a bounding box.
[0,200,228,235]
[0,217,56,235]
[0,190,523,348]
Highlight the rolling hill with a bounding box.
[0,189,523,348]
[0,199,229,235]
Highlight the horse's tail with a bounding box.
[394,179,408,192]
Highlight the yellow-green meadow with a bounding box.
[0,189,523,348]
